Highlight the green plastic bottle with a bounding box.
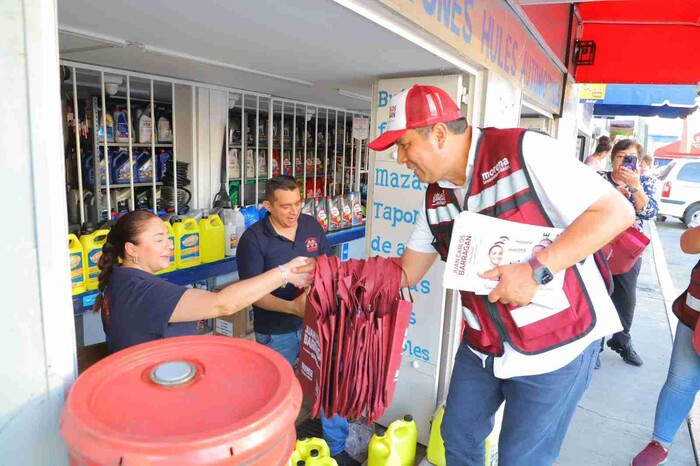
[427,406,446,466]
[306,449,338,465]
[368,432,401,466]
[294,438,330,460]
[386,415,418,466]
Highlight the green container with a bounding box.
[367,433,401,466]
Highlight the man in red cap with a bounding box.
[369,85,634,465]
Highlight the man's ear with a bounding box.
[432,122,449,149]
[263,199,272,211]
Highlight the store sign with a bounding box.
[378,0,564,114]
[579,83,607,102]
[368,75,462,444]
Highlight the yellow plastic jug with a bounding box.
[427,406,446,466]
[156,220,176,275]
[80,229,109,291]
[368,433,401,466]
[295,438,330,460]
[386,415,418,466]
[69,234,87,295]
[173,218,201,269]
[306,452,338,466]
[199,213,225,263]
[288,449,302,466]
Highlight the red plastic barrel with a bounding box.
[61,336,301,465]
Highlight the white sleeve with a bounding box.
[523,132,611,227]
[406,197,438,254]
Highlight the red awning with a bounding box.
[654,141,700,158]
[574,1,700,84]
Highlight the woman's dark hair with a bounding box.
[92,210,158,312]
[611,138,637,158]
[594,136,612,154]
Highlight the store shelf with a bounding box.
[71,226,366,316]
[327,225,365,246]
[98,142,173,148]
[73,225,365,315]
[72,257,238,315]
[95,182,163,189]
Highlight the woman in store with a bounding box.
[598,139,658,367]
[94,210,312,354]
[584,135,613,171]
[632,226,700,466]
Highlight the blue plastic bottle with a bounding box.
[112,150,133,185]
[136,151,155,183]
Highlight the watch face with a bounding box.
[536,267,554,285]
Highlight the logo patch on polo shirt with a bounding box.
[305,237,319,253]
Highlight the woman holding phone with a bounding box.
[597,139,658,367]
[94,210,313,354]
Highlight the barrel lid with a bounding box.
[61,336,301,463]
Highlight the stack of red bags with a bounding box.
[297,255,412,424]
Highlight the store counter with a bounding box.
[73,226,365,315]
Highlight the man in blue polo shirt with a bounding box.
[237,176,358,466]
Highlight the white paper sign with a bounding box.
[443,211,565,306]
[352,117,369,141]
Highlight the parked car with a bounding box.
[656,158,700,226]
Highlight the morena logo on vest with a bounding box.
[481,158,511,184]
[431,192,447,206]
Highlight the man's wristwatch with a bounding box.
[528,256,554,286]
[629,185,639,193]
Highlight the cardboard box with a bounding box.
[214,307,254,338]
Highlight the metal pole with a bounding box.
[100,72,112,217]
[72,67,85,223]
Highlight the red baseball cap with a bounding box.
[368,85,463,152]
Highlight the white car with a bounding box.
[657,158,700,226]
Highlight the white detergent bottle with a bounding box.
[157,115,173,143]
[137,106,153,143]
[220,202,237,257]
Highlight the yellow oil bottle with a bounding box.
[386,415,418,466]
[173,218,201,269]
[427,406,446,466]
[156,219,176,275]
[69,234,87,295]
[295,438,330,460]
[199,212,225,263]
[80,226,109,291]
[368,432,401,466]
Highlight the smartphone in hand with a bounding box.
[622,155,638,171]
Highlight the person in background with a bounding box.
[368,84,632,466]
[598,139,659,367]
[94,210,312,354]
[631,226,700,466]
[584,135,612,171]
[236,176,357,466]
[640,156,654,176]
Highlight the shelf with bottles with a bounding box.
[96,97,174,148]
[98,142,173,148]
[99,182,164,189]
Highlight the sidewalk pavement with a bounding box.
[558,224,695,465]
